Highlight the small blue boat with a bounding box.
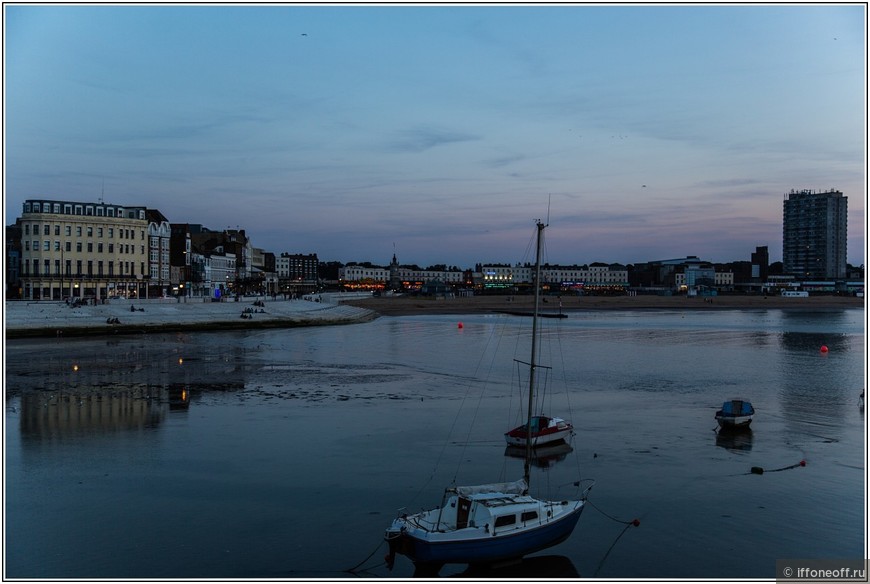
[715,399,754,430]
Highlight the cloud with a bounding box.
[388,126,480,153]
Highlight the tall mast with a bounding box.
[524,220,545,486]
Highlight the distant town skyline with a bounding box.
[4,4,866,267]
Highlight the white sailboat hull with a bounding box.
[385,483,585,567]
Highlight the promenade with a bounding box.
[4,296,377,338]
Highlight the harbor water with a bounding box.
[4,308,866,578]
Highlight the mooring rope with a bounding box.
[584,497,641,576]
[343,539,386,575]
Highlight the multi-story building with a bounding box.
[169,223,193,295]
[480,262,628,292]
[18,199,149,300]
[6,224,22,298]
[277,253,319,293]
[204,249,236,299]
[782,189,847,279]
[146,209,172,297]
[750,246,769,281]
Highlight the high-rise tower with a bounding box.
[782,189,847,279]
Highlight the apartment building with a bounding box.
[18,199,149,300]
[783,189,847,279]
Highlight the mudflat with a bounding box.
[343,294,865,316]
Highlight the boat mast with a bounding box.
[525,220,545,486]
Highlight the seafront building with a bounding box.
[17,199,150,301]
[782,189,848,279]
[7,194,863,300]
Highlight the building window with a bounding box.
[98,243,103,253]
[32,259,39,275]
[98,261,104,276]
[98,227,103,237]
[107,208,115,218]
[24,203,31,213]
[108,243,114,253]
[53,204,60,213]
[76,242,82,252]
[97,207,104,217]
[65,260,71,276]
[108,228,114,238]
[24,241,29,251]
[54,225,60,235]
[85,206,93,216]
[76,226,82,236]
[44,259,50,274]
[54,241,60,251]
[65,226,71,236]
[64,204,72,214]
[33,202,41,212]
[74,205,82,215]
[55,260,61,275]
[76,261,82,276]
[108,261,114,276]
[87,261,93,276]
[43,241,50,251]
[87,243,93,253]
[43,224,50,235]
[65,241,71,252]
[87,226,93,237]
[24,225,30,235]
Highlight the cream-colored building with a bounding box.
[18,199,149,300]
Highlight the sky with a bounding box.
[4,4,866,269]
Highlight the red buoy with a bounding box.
[800,460,806,466]
[820,345,829,353]
[457,322,464,329]
[632,519,641,527]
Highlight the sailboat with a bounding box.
[384,220,592,572]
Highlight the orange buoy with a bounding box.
[820,345,829,353]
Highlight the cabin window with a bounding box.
[494,515,516,528]
[521,511,538,522]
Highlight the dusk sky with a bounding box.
[4,4,866,268]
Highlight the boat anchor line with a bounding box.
[748,459,807,475]
[583,498,641,577]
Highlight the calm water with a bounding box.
[4,308,866,579]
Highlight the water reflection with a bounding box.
[442,555,579,578]
[778,331,850,353]
[504,442,574,468]
[19,385,170,440]
[715,428,753,452]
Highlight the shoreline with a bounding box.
[4,294,863,338]
[342,293,865,316]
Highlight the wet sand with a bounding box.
[343,293,865,316]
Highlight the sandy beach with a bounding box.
[4,297,377,338]
[342,293,865,316]
[5,293,863,338]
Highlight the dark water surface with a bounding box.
[4,309,866,579]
